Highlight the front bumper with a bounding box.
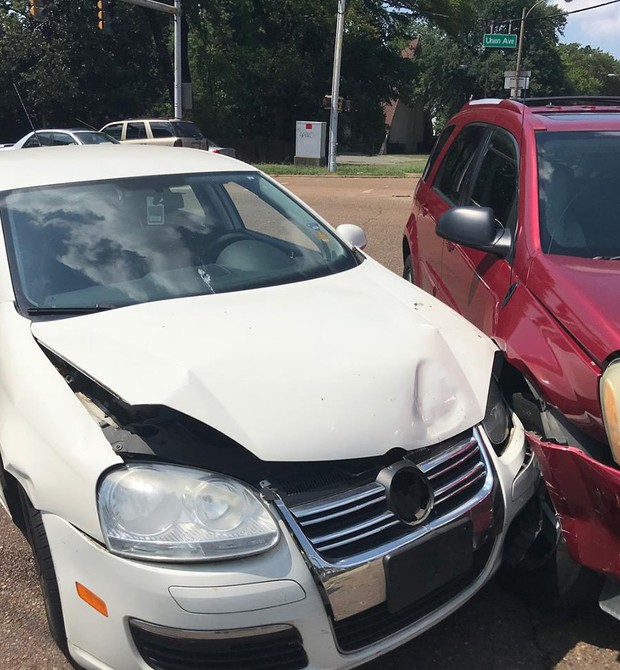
[528,432,620,580]
[44,426,538,670]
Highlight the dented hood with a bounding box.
[30,261,496,462]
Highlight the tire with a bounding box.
[403,255,414,283]
[18,489,71,659]
[499,483,602,610]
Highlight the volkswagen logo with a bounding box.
[376,461,434,526]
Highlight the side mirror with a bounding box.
[337,224,368,250]
[436,207,511,257]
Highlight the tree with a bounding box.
[559,43,620,95]
[408,0,569,128]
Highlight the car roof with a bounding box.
[102,119,192,125]
[0,144,248,191]
[458,96,620,131]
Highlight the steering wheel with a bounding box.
[207,231,257,260]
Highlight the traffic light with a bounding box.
[321,95,344,112]
[97,0,115,33]
[28,0,53,22]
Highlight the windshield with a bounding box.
[537,131,620,258]
[1,172,357,313]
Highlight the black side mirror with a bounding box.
[437,207,511,257]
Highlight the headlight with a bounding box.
[601,360,620,465]
[97,463,280,562]
[482,379,512,454]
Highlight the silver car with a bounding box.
[100,118,236,157]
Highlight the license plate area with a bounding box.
[384,519,473,613]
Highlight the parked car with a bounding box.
[0,144,540,670]
[100,118,236,157]
[10,129,119,148]
[403,95,620,614]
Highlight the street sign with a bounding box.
[483,34,517,49]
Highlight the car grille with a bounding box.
[287,433,486,561]
[129,621,308,670]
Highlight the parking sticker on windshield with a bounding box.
[146,197,165,225]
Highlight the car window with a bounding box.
[103,124,123,141]
[537,130,620,258]
[149,122,175,138]
[171,121,204,139]
[468,129,518,230]
[435,125,487,204]
[24,133,52,148]
[126,122,148,140]
[422,124,455,182]
[75,131,117,145]
[51,133,76,146]
[1,173,357,312]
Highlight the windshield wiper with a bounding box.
[27,305,116,315]
[593,255,620,260]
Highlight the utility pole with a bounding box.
[328,0,345,173]
[118,0,182,118]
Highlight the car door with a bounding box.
[124,121,149,145]
[439,127,518,336]
[416,123,487,302]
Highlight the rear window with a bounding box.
[149,122,175,139]
[171,122,204,140]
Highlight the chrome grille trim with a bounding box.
[313,514,401,553]
[288,433,488,559]
[433,462,486,502]
[293,484,386,524]
[273,427,500,622]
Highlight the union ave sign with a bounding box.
[483,33,517,49]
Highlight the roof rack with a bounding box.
[514,96,620,108]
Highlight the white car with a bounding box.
[9,128,120,148]
[0,145,538,670]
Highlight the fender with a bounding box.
[493,281,604,443]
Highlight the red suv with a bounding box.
[403,96,620,613]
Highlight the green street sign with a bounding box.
[483,33,517,49]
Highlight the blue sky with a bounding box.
[555,0,620,60]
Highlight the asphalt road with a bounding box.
[1,175,619,670]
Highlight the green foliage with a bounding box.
[0,0,170,142]
[1,0,619,152]
[559,43,620,95]
[406,0,573,127]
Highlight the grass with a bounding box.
[254,157,427,177]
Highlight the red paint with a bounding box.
[404,98,620,577]
[528,432,620,579]
[305,123,313,130]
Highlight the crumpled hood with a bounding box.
[527,255,620,365]
[31,261,495,462]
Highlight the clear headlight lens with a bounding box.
[601,360,620,465]
[482,379,512,453]
[97,463,279,562]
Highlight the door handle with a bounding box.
[446,241,456,252]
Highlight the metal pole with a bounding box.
[512,7,526,98]
[328,0,345,173]
[173,0,182,118]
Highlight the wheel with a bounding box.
[499,482,602,610]
[18,489,71,660]
[403,255,414,283]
